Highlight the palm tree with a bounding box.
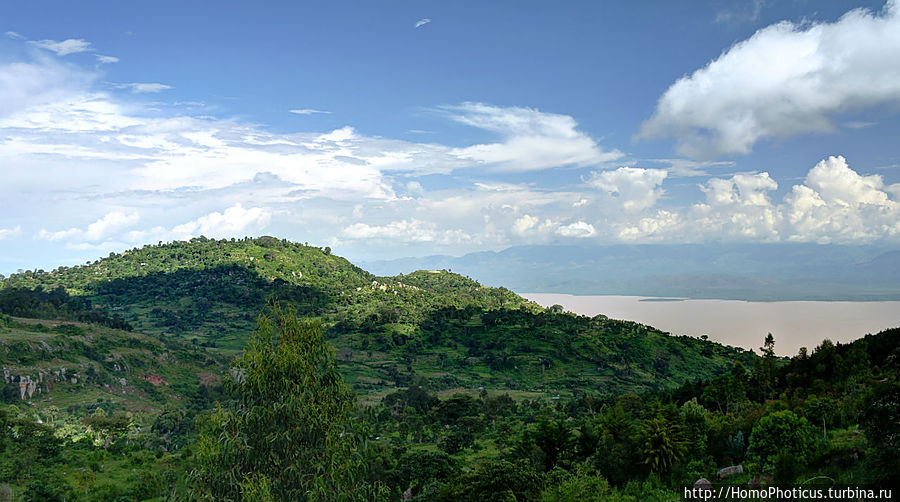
[641,416,687,474]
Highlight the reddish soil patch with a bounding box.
[141,374,168,386]
[197,372,222,387]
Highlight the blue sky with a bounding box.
[1,0,899,275]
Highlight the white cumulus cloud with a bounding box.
[785,156,899,242]
[36,228,81,242]
[125,204,271,242]
[619,210,681,241]
[37,212,139,242]
[171,204,269,239]
[586,167,668,211]
[556,221,596,238]
[342,219,438,242]
[511,214,556,237]
[84,212,140,240]
[692,172,781,240]
[701,172,778,207]
[804,155,891,206]
[340,217,478,245]
[640,1,900,157]
[405,181,425,195]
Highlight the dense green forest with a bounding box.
[0,237,897,500]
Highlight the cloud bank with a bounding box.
[0,39,898,266]
[612,156,899,243]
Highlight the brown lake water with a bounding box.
[521,293,900,356]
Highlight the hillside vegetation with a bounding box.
[0,311,226,499]
[1,237,896,500]
[1,237,752,398]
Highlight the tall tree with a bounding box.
[532,418,575,472]
[755,333,777,401]
[191,304,386,501]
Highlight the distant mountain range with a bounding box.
[359,243,900,301]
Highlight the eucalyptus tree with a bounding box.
[191,304,386,501]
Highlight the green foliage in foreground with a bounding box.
[0,319,897,500]
[192,305,387,501]
[357,329,899,500]
[747,410,818,475]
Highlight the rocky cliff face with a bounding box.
[3,366,79,400]
[19,375,36,399]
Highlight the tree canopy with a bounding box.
[191,304,386,501]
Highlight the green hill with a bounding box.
[1,236,753,400]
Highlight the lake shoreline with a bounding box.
[521,292,900,356]
[520,292,900,303]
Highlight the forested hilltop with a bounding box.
[0,237,896,500]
